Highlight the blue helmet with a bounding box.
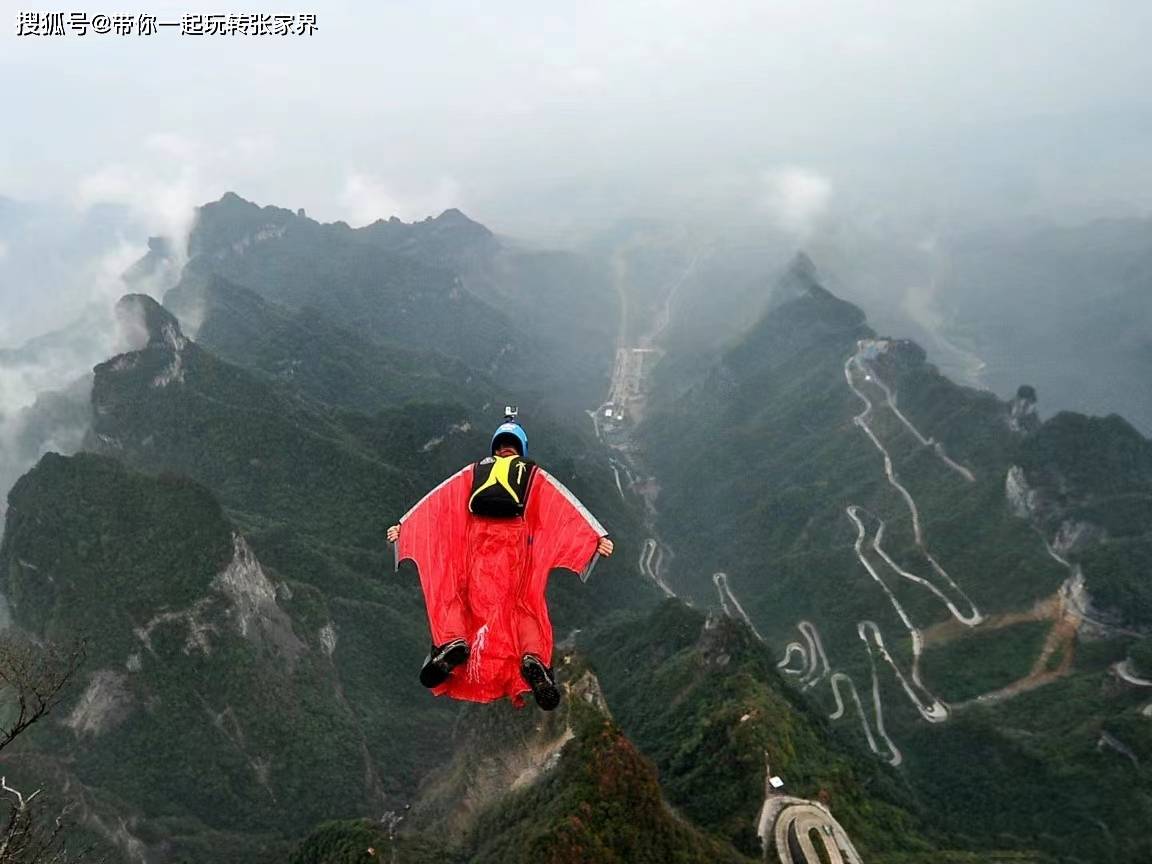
[491,421,528,457]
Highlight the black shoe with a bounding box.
[521,653,561,711]
[419,639,469,688]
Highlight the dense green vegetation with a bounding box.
[466,715,750,864]
[900,667,1152,863]
[1129,637,1152,677]
[1,452,436,860]
[167,272,482,413]
[1018,412,1152,626]
[920,621,1051,703]
[404,650,755,864]
[290,821,454,864]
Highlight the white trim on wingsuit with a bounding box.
[536,469,608,536]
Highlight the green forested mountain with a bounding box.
[295,600,989,864]
[0,220,653,860]
[3,451,420,862]
[641,255,1152,862]
[145,193,617,411]
[581,601,942,861]
[164,272,483,414]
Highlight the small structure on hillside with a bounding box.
[757,754,862,864]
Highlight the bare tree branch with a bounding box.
[0,637,85,755]
[0,636,94,862]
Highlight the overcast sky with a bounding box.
[2,0,1152,473]
[4,0,1152,240]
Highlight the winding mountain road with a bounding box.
[847,507,948,723]
[829,669,902,766]
[609,460,627,502]
[797,621,830,688]
[640,538,676,598]
[777,643,808,676]
[862,353,976,483]
[1114,660,1152,688]
[844,351,983,625]
[759,346,989,760]
[593,245,709,603]
[712,573,763,640]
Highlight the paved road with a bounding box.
[829,669,902,766]
[712,572,763,640]
[857,342,977,483]
[640,538,676,598]
[1114,659,1152,687]
[774,802,864,864]
[593,246,707,601]
[844,351,983,625]
[759,793,865,864]
[847,507,950,724]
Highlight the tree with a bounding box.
[0,634,90,863]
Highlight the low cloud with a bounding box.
[0,132,251,512]
[75,137,202,269]
[339,173,464,226]
[758,167,833,236]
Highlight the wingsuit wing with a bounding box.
[394,465,474,647]
[515,468,607,668]
[524,468,607,583]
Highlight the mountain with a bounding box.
[639,254,1152,862]
[1,451,420,863]
[82,292,650,614]
[165,272,483,414]
[156,193,617,411]
[9,195,1149,863]
[353,208,499,271]
[581,601,942,860]
[181,194,527,380]
[403,650,751,864]
[353,208,617,408]
[0,280,655,860]
[293,601,1003,864]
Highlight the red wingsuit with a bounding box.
[395,464,606,705]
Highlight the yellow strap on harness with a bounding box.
[469,455,522,509]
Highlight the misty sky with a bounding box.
[3,0,1152,345]
[2,0,1152,482]
[4,0,1152,235]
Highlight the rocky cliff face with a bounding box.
[1012,411,1152,630]
[1007,385,1040,434]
